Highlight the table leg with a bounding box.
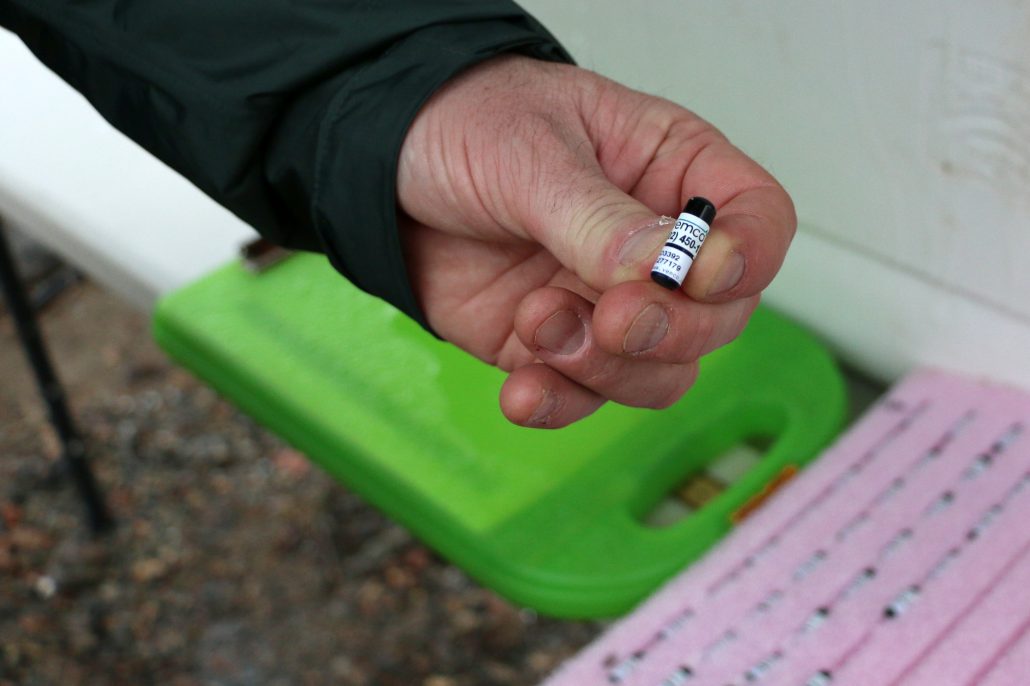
[0,221,113,534]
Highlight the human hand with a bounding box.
[397,56,795,428]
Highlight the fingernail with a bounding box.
[617,222,667,266]
[535,310,585,355]
[528,389,560,425]
[706,250,745,297]
[623,304,669,354]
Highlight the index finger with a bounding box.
[675,141,797,303]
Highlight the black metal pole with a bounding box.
[0,222,113,534]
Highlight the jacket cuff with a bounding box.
[309,19,573,333]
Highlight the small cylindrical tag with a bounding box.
[650,197,716,290]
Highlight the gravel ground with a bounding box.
[0,277,602,685]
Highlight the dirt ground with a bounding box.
[0,278,602,686]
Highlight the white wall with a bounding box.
[522,1,1030,387]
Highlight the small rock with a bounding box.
[197,620,266,686]
[483,661,520,683]
[356,580,387,617]
[527,650,558,674]
[271,448,310,479]
[384,564,415,590]
[331,655,366,683]
[0,540,14,573]
[9,526,53,551]
[450,608,480,634]
[200,580,237,614]
[66,608,100,656]
[37,426,63,462]
[18,612,49,635]
[423,677,458,686]
[186,435,232,466]
[46,537,110,592]
[3,642,23,670]
[345,526,412,576]
[402,546,431,574]
[481,596,525,653]
[33,575,57,599]
[1,501,22,528]
[438,565,469,592]
[126,361,166,384]
[131,557,170,583]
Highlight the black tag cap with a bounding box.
[682,197,716,225]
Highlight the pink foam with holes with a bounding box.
[541,370,1030,686]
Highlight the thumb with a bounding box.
[517,144,661,292]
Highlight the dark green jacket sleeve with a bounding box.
[0,1,572,329]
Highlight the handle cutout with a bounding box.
[642,435,774,528]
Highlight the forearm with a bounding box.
[0,0,571,325]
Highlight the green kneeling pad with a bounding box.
[153,253,845,618]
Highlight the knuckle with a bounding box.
[695,310,718,354]
[580,354,623,389]
[570,195,620,239]
[717,297,760,352]
[680,307,715,362]
[727,300,756,345]
[648,370,697,409]
[666,118,728,150]
[720,321,744,349]
[644,390,681,410]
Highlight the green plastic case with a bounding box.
[153,253,845,618]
